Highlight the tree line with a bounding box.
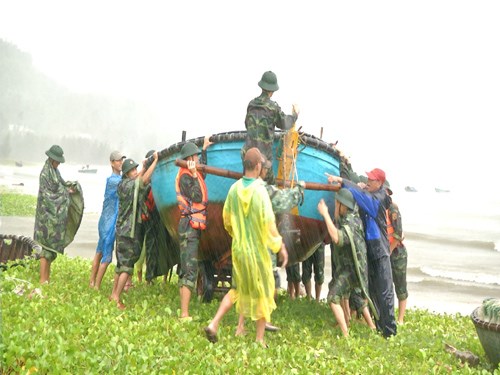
[0,39,157,164]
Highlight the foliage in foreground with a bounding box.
[1,256,498,374]
[0,190,37,216]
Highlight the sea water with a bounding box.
[395,188,500,314]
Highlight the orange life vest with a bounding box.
[175,168,208,230]
[386,208,395,248]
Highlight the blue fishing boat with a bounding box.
[151,130,340,298]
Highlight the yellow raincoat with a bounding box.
[223,177,282,322]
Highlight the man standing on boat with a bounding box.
[176,136,212,321]
[242,70,299,184]
[326,169,397,338]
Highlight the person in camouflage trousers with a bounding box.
[242,70,299,184]
[317,189,376,337]
[176,136,212,321]
[34,145,82,285]
[109,152,158,310]
[385,183,408,324]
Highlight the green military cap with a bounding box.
[180,142,200,160]
[335,188,355,210]
[258,71,279,92]
[122,158,139,175]
[45,145,65,163]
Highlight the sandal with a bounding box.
[204,327,218,343]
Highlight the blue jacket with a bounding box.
[343,180,391,261]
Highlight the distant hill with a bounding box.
[0,39,159,164]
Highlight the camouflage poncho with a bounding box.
[34,159,84,254]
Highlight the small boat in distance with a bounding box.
[435,187,450,193]
[78,165,97,174]
[405,186,417,192]
[15,161,23,167]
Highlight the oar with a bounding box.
[174,159,340,192]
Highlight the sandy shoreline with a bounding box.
[2,213,496,316]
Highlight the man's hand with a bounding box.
[187,160,197,176]
[278,243,288,269]
[317,199,329,217]
[292,103,300,116]
[203,136,214,150]
[325,173,342,185]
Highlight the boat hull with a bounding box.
[151,131,340,266]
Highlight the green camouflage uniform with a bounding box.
[115,177,146,275]
[389,202,408,301]
[177,151,207,291]
[327,207,369,305]
[243,92,298,184]
[34,159,83,262]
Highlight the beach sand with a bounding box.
[2,213,497,316]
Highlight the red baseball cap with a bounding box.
[366,168,386,183]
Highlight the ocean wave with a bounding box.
[420,266,500,286]
[405,232,496,251]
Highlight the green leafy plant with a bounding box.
[0,191,37,216]
[1,256,498,374]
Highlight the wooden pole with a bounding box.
[174,159,340,192]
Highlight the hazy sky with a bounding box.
[1,0,499,190]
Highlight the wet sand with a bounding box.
[2,214,498,316]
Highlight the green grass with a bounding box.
[1,256,498,374]
[0,189,37,216]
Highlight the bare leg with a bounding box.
[255,318,267,347]
[236,314,246,336]
[109,272,129,309]
[330,302,349,337]
[293,282,300,299]
[40,257,50,284]
[111,273,119,296]
[137,269,143,283]
[315,283,323,302]
[94,262,110,290]
[361,305,376,330]
[304,280,312,300]
[340,298,351,326]
[90,252,102,287]
[179,285,192,318]
[398,299,407,324]
[207,292,234,333]
[124,274,133,292]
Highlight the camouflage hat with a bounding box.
[145,150,155,158]
[45,145,65,163]
[122,158,139,175]
[335,188,355,210]
[258,71,279,92]
[383,180,393,195]
[180,142,200,160]
[110,150,126,161]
